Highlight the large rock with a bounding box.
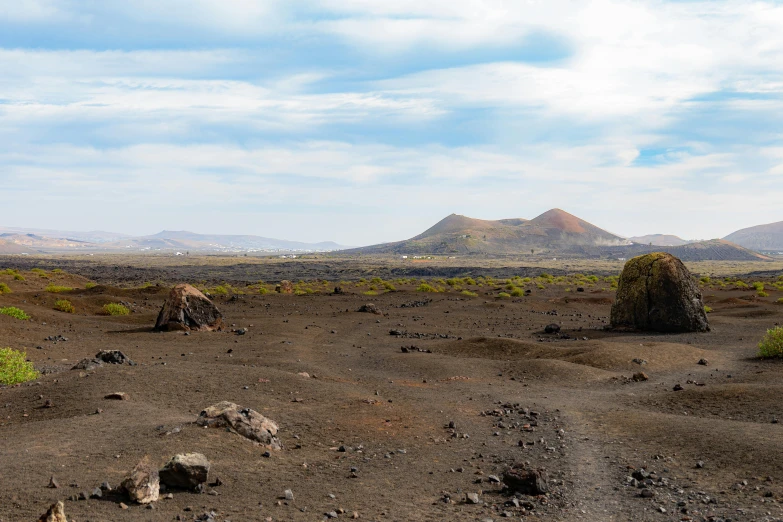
[121,455,160,504]
[502,465,549,495]
[610,252,709,333]
[155,284,223,332]
[38,501,68,522]
[159,453,210,490]
[197,401,281,449]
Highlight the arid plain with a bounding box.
[1,255,783,521]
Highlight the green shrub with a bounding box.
[735,281,749,289]
[700,276,711,284]
[463,277,476,286]
[31,268,48,278]
[510,288,525,297]
[461,290,478,297]
[294,289,308,296]
[498,292,511,299]
[0,269,18,275]
[759,291,769,298]
[777,298,783,304]
[210,285,229,295]
[45,284,72,293]
[54,300,75,313]
[704,306,713,313]
[51,269,63,274]
[417,283,439,293]
[758,327,783,358]
[0,282,10,294]
[753,282,765,292]
[257,286,269,295]
[363,290,378,296]
[0,307,30,320]
[0,348,39,385]
[85,282,97,289]
[383,282,396,291]
[13,274,24,281]
[103,303,129,316]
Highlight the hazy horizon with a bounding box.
[2,1,783,245]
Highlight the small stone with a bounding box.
[119,503,129,510]
[48,476,59,489]
[466,492,481,504]
[673,384,684,391]
[697,358,708,365]
[105,392,130,400]
[38,501,68,522]
[696,460,705,469]
[632,372,649,382]
[284,489,294,501]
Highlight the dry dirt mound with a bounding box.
[434,337,719,372]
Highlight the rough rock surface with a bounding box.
[502,465,549,495]
[121,455,160,504]
[610,252,710,333]
[159,453,210,490]
[357,303,382,315]
[72,350,134,370]
[197,401,281,449]
[276,280,294,294]
[155,284,223,332]
[38,501,68,522]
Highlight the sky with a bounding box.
[1,0,783,246]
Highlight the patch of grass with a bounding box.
[257,285,269,295]
[497,292,511,299]
[210,285,229,295]
[777,298,783,304]
[461,290,478,297]
[85,282,97,289]
[0,307,30,320]
[0,269,18,276]
[510,288,525,297]
[0,282,11,294]
[759,291,769,298]
[51,269,63,274]
[13,274,24,281]
[103,303,130,316]
[294,289,308,296]
[753,282,765,292]
[417,283,440,293]
[735,281,749,289]
[0,348,39,385]
[758,327,783,359]
[45,284,73,293]
[382,282,396,291]
[31,268,48,278]
[53,299,75,313]
[363,290,379,296]
[704,306,713,313]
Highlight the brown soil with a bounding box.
[1,263,783,521]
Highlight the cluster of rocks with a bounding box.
[275,280,294,294]
[400,345,432,353]
[398,299,432,308]
[72,350,135,371]
[388,329,456,340]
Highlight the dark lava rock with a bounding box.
[502,465,549,495]
[155,284,223,332]
[610,252,709,333]
[544,324,561,334]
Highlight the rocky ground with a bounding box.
[1,262,783,521]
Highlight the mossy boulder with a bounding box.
[610,252,709,333]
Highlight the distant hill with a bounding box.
[0,238,33,254]
[109,231,347,252]
[629,234,690,247]
[353,209,629,255]
[0,227,131,243]
[0,227,348,254]
[724,220,783,252]
[349,210,771,261]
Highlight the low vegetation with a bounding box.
[758,327,783,359]
[85,282,98,289]
[45,284,73,293]
[103,303,130,316]
[0,282,11,294]
[0,348,39,385]
[0,307,30,320]
[54,299,75,314]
